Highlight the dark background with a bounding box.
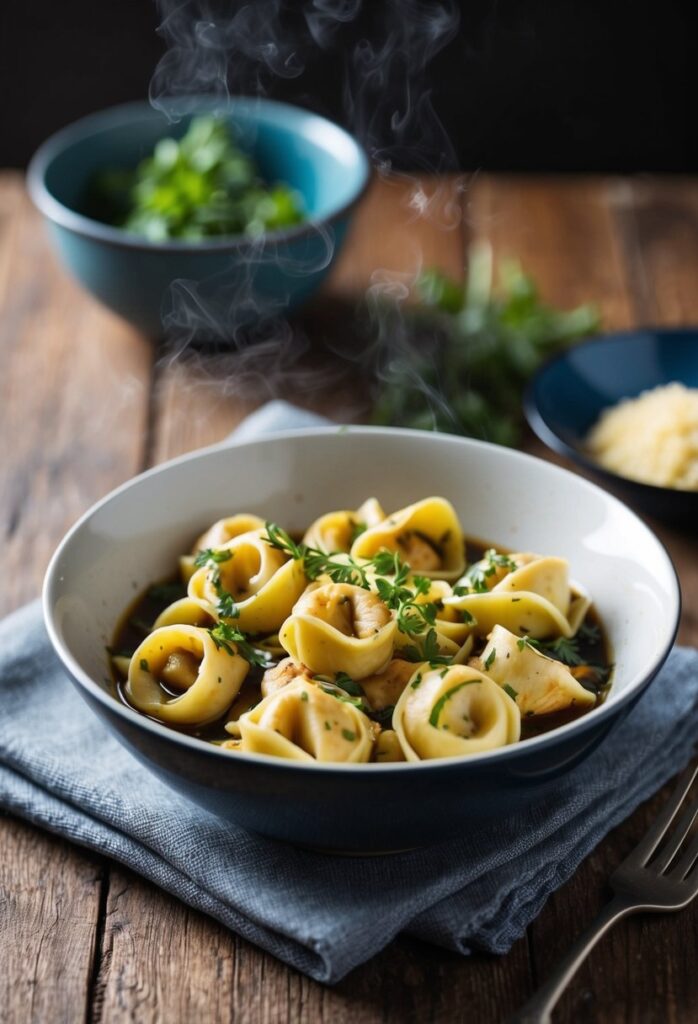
[2,0,694,172]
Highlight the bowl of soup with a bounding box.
[43,427,680,851]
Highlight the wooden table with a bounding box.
[1,171,696,1023]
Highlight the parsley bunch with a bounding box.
[371,242,599,446]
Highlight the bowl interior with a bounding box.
[530,329,698,450]
[39,99,369,226]
[45,428,679,763]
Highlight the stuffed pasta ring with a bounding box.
[238,679,376,762]
[350,497,465,580]
[126,624,248,726]
[445,554,590,639]
[188,529,307,634]
[279,582,397,679]
[393,664,520,760]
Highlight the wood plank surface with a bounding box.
[0,171,151,1022]
[0,170,696,1023]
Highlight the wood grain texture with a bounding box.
[0,172,149,1024]
[0,172,152,614]
[91,870,531,1024]
[0,815,104,1024]
[1,172,697,1023]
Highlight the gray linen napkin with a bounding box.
[0,401,696,983]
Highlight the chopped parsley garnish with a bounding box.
[264,523,448,659]
[462,549,518,594]
[577,621,600,645]
[139,658,149,671]
[193,546,240,619]
[318,684,366,711]
[263,522,369,586]
[194,547,233,568]
[515,631,595,668]
[300,691,309,702]
[503,684,518,701]
[484,648,496,670]
[334,672,364,697]
[517,636,540,653]
[544,635,585,666]
[341,728,357,742]
[428,680,477,728]
[349,520,367,544]
[207,622,270,668]
[410,673,423,689]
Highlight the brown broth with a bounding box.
[109,534,614,749]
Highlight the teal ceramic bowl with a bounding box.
[27,100,371,338]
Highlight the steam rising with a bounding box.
[149,0,464,431]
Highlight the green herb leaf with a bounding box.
[207,622,270,668]
[194,547,233,568]
[370,244,599,446]
[428,680,477,727]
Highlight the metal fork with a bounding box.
[510,762,698,1024]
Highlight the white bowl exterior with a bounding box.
[46,428,679,761]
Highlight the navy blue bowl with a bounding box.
[525,328,698,527]
[27,99,371,338]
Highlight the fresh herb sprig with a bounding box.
[194,547,240,620]
[455,548,518,595]
[263,523,449,663]
[517,625,602,671]
[208,622,271,669]
[371,242,599,446]
[264,522,371,587]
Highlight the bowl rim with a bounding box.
[524,326,698,501]
[43,425,682,775]
[26,97,372,253]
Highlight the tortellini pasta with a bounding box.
[444,552,591,639]
[279,582,398,679]
[188,529,306,634]
[237,679,376,762]
[393,664,521,760]
[179,513,265,582]
[477,625,596,716]
[126,624,248,726]
[350,497,465,580]
[111,498,610,765]
[303,497,385,554]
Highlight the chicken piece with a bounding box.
[395,531,442,572]
[361,659,417,710]
[295,583,391,639]
[261,657,314,698]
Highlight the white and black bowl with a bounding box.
[43,428,680,851]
